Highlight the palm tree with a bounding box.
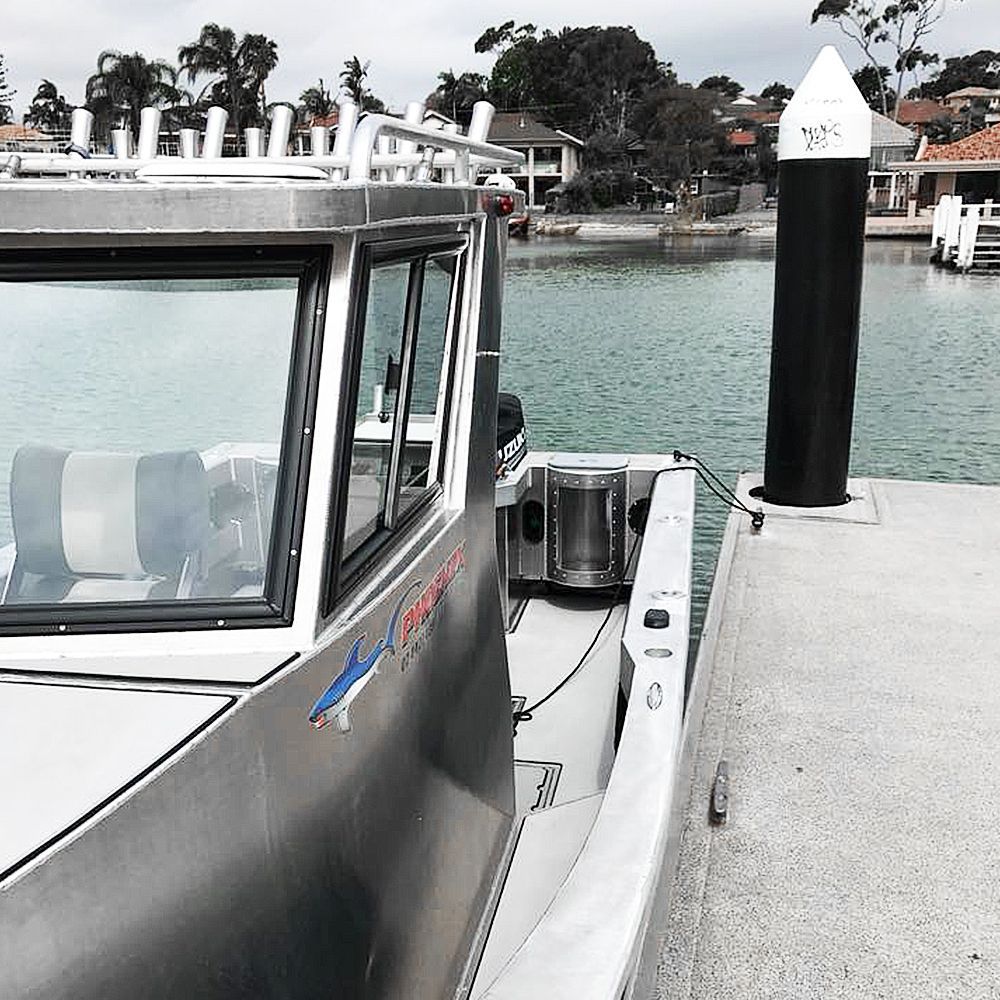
[340,56,384,113]
[178,24,279,135]
[85,50,181,140]
[0,54,15,126]
[427,70,488,123]
[299,78,336,122]
[240,33,279,121]
[24,79,73,132]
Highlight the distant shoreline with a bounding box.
[527,207,933,241]
[530,208,778,240]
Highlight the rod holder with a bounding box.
[179,128,199,158]
[137,107,160,160]
[310,126,328,156]
[330,101,357,181]
[394,101,425,182]
[111,128,133,159]
[203,107,228,158]
[267,106,294,158]
[68,108,94,155]
[244,127,264,158]
[467,102,494,142]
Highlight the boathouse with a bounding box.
[484,112,583,210]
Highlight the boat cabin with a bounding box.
[0,100,695,1000]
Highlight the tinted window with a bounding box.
[0,274,300,608]
[333,242,463,596]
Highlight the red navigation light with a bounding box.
[495,193,515,217]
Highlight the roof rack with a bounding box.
[0,100,524,184]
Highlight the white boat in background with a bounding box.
[0,100,696,1000]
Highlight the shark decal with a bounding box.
[308,542,466,730]
[308,584,417,729]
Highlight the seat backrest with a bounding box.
[9,446,209,599]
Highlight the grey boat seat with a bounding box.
[6,445,209,604]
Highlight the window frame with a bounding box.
[324,234,467,615]
[0,244,330,636]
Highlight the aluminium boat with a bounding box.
[0,99,694,1000]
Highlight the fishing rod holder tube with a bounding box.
[761,46,872,507]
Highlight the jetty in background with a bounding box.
[931,194,1000,269]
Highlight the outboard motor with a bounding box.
[496,392,527,479]
[496,393,527,627]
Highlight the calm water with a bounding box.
[500,236,1000,632]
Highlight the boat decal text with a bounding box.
[309,542,465,729]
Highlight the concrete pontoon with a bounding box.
[653,473,1000,999]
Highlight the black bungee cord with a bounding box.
[511,452,764,733]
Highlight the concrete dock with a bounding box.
[652,473,1000,999]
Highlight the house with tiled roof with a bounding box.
[890,122,1000,206]
[895,99,954,138]
[482,112,583,209]
[944,87,1000,114]
[0,124,61,153]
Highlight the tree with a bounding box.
[852,65,897,111]
[85,50,181,139]
[699,74,744,100]
[475,21,539,111]
[299,79,336,122]
[339,57,384,113]
[178,24,280,134]
[811,0,961,118]
[24,79,72,132]
[921,49,1000,97]
[0,54,16,125]
[761,81,794,105]
[639,83,727,183]
[426,70,488,123]
[240,34,278,120]
[474,23,670,138]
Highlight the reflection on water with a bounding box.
[501,235,1000,636]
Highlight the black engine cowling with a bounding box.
[496,393,527,477]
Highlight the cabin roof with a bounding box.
[0,182,503,246]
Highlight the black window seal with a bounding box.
[0,243,331,637]
[322,234,467,619]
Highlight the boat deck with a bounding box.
[652,474,1000,999]
[470,594,624,997]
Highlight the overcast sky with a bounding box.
[3,0,994,115]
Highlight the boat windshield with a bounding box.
[0,266,305,619]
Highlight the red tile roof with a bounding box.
[727,130,757,147]
[0,124,48,140]
[920,123,1000,161]
[896,99,952,125]
[305,111,339,129]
